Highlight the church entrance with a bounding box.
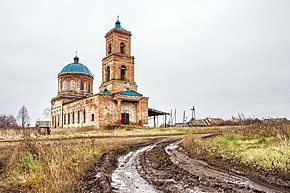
[121,113,129,125]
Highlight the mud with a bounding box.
[72,139,162,193]
[139,140,274,192]
[77,137,290,193]
[111,141,160,193]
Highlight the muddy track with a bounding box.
[72,139,162,193]
[77,137,289,193]
[138,139,288,193]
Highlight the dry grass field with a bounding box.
[0,137,157,192]
[1,124,289,192]
[183,123,290,175]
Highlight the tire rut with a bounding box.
[138,140,287,193]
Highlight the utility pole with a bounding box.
[170,109,173,126]
[182,110,185,127]
[174,109,176,126]
[190,106,197,127]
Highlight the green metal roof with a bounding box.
[119,90,143,96]
[59,57,93,77]
[115,17,127,31]
[100,90,112,95]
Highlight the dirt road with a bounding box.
[110,138,288,193]
[77,137,289,193]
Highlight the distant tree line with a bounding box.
[0,105,30,128]
[0,114,17,128]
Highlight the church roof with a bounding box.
[59,56,93,77]
[100,90,112,95]
[114,16,128,31]
[99,89,143,96]
[118,90,143,96]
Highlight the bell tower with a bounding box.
[99,17,138,93]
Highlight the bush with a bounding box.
[17,153,40,173]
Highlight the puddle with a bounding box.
[111,143,159,193]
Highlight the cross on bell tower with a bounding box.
[99,17,137,93]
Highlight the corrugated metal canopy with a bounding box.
[148,108,169,117]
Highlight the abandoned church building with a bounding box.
[51,19,149,129]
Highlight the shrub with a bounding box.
[17,153,40,173]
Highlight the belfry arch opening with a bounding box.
[108,43,112,54]
[120,42,125,54]
[107,66,110,81]
[121,65,127,80]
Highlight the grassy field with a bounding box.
[0,126,196,192]
[2,124,289,192]
[0,126,190,142]
[0,137,154,192]
[183,124,290,174]
[0,125,242,142]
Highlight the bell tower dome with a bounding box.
[99,17,137,93]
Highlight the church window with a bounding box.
[91,114,94,121]
[53,115,55,128]
[72,112,75,124]
[68,113,70,124]
[77,110,80,124]
[62,81,67,91]
[121,65,127,80]
[88,82,91,92]
[108,43,112,54]
[83,110,86,123]
[107,66,110,81]
[80,81,84,90]
[120,42,125,54]
[64,114,66,124]
[71,80,75,90]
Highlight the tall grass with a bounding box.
[183,123,290,173]
[0,137,151,192]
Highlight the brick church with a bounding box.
[51,18,149,129]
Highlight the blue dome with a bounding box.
[59,59,93,77]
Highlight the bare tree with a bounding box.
[6,114,17,127]
[17,105,30,128]
[0,114,17,128]
[0,115,6,128]
[43,107,51,119]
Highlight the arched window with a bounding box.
[63,114,66,125]
[68,113,70,124]
[80,81,84,90]
[108,43,112,54]
[88,82,91,92]
[83,109,86,123]
[107,66,110,81]
[72,112,75,124]
[77,110,80,124]
[62,81,67,91]
[121,65,127,80]
[120,42,125,54]
[71,80,75,90]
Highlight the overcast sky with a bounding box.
[0,0,290,125]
